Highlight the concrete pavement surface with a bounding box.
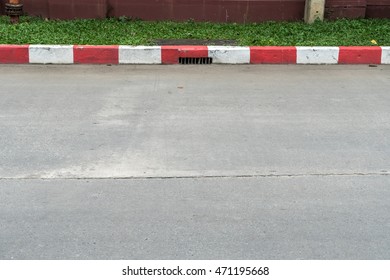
[0,65,390,259]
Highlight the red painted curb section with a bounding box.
[161,46,208,64]
[250,47,297,64]
[0,45,29,64]
[74,45,119,64]
[339,46,382,64]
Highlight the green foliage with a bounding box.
[0,16,389,46]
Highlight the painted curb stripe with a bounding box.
[208,46,250,64]
[382,47,390,65]
[119,46,161,64]
[1,45,390,65]
[0,45,29,64]
[297,47,339,64]
[250,46,296,64]
[29,45,73,64]
[161,46,208,64]
[74,45,119,64]
[339,46,382,64]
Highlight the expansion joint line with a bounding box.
[0,172,389,180]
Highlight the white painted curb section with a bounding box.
[297,47,339,64]
[381,47,390,65]
[29,45,74,64]
[119,46,161,64]
[208,46,250,64]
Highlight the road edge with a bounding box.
[0,45,389,65]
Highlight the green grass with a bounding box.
[0,16,389,46]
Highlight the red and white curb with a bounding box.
[0,45,389,64]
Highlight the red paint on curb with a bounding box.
[161,46,209,64]
[250,47,297,64]
[339,47,382,64]
[0,45,29,64]
[74,45,119,64]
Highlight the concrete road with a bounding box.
[0,65,389,259]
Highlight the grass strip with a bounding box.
[0,16,389,46]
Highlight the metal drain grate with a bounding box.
[179,57,213,65]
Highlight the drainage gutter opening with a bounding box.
[179,57,213,65]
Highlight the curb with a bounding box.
[0,45,389,65]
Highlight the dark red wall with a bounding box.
[20,0,107,19]
[325,0,390,19]
[1,0,389,21]
[366,0,390,18]
[326,0,367,19]
[106,0,305,22]
[1,0,305,22]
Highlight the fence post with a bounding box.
[304,0,325,23]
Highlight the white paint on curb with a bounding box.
[297,47,339,64]
[381,47,390,65]
[29,45,74,64]
[208,46,250,64]
[119,46,161,64]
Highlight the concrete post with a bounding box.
[304,0,325,24]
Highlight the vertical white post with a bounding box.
[304,0,326,24]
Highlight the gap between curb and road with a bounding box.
[0,45,389,65]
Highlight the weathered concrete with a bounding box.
[297,47,339,64]
[1,176,390,260]
[1,65,389,179]
[304,0,325,23]
[1,65,390,259]
[382,47,390,64]
[29,45,74,64]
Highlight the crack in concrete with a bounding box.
[0,172,389,181]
